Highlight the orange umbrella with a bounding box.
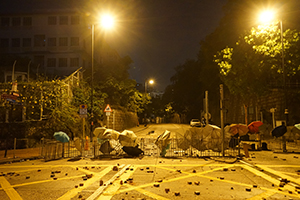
[229,124,249,136]
[248,121,263,134]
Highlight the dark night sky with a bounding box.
[105,0,227,91]
[0,0,227,91]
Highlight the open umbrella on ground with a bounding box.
[122,145,144,157]
[248,121,263,134]
[201,124,232,151]
[229,124,249,137]
[272,125,287,138]
[155,130,183,156]
[93,127,120,141]
[295,123,300,130]
[119,130,137,147]
[53,131,70,143]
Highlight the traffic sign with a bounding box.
[80,104,87,109]
[79,104,88,117]
[104,104,112,112]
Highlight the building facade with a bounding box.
[0,0,92,80]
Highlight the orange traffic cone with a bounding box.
[84,136,89,150]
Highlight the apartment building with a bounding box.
[0,0,92,80]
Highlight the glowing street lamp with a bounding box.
[145,79,154,94]
[90,13,115,138]
[258,10,288,151]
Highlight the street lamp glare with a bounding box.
[259,10,275,24]
[149,80,154,85]
[101,14,114,29]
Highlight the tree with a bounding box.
[214,23,300,123]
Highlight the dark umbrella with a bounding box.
[122,145,144,157]
[53,131,70,143]
[271,125,287,138]
[248,121,263,134]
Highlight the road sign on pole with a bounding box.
[79,104,87,118]
[104,104,112,112]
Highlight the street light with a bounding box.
[258,10,287,124]
[145,79,154,94]
[258,10,288,151]
[90,13,115,139]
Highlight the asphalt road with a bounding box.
[0,124,300,200]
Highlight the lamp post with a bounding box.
[90,14,115,139]
[145,79,154,94]
[259,11,288,126]
[259,11,288,151]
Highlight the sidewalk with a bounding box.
[0,147,41,163]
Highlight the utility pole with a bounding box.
[220,84,225,156]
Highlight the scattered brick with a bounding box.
[75,185,78,188]
[86,174,93,179]
[26,176,30,179]
[79,183,84,187]
[246,188,251,192]
[174,192,180,196]
[113,166,118,171]
[194,181,200,185]
[279,183,285,187]
[188,181,192,185]
[253,185,258,188]
[231,168,236,171]
[154,183,160,187]
[165,188,170,193]
[223,168,228,171]
[194,191,200,195]
[100,180,103,186]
